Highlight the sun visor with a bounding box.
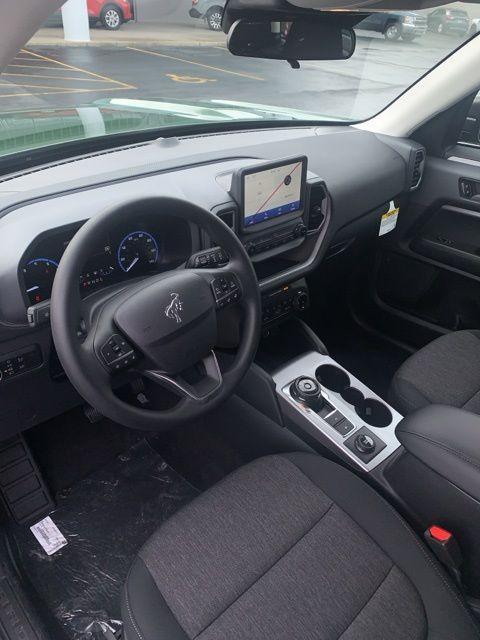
[286,0,478,9]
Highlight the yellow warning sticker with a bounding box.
[379,201,400,236]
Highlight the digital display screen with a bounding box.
[243,160,304,227]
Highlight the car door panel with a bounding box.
[366,155,480,345]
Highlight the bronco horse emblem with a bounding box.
[165,292,183,324]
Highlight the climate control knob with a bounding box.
[354,434,376,455]
[293,291,309,312]
[294,223,307,238]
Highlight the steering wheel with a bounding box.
[50,196,261,431]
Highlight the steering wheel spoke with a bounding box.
[142,350,222,402]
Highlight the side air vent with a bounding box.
[307,184,327,232]
[206,206,237,248]
[410,149,426,191]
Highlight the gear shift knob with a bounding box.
[290,376,324,411]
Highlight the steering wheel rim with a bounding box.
[50,196,261,431]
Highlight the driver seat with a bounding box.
[122,453,479,640]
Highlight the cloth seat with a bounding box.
[122,452,479,640]
[390,330,480,416]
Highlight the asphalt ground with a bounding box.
[0,29,469,122]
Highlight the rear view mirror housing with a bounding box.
[227,19,356,61]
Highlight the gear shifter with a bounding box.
[290,377,324,411]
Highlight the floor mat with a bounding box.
[26,408,142,494]
[9,440,198,640]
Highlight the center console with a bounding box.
[273,352,403,472]
[214,156,325,330]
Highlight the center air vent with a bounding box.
[410,149,426,190]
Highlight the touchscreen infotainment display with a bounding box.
[243,160,305,227]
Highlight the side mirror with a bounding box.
[227,19,356,62]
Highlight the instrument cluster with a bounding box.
[21,218,191,306]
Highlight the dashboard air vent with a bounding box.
[206,206,237,248]
[410,149,426,190]
[308,184,327,231]
[217,209,236,230]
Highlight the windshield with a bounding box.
[0,1,477,159]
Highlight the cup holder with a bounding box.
[340,386,365,409]
[355,398,392,429]
[316,364,350,393]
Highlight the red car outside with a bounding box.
[47,0,133,30]
[88,0,133,30]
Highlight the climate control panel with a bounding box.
[262,280,309,326]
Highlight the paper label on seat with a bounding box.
[30,516,67,556]
[379,201,400,236]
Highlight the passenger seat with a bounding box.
[389,330,480,415]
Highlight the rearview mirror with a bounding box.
[227,19,356,61]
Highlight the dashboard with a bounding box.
[0,124,425,439]
[21,216,192,306]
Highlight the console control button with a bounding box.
[344,427,387,464]
[101,334,136,372]
[355,433,375,454]
[211,274,241,309]
[317,401,335,419]
[324,409,345,428]
[332,418,355,437]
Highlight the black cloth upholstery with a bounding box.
[122,453,480,640]
[390,330,480,416]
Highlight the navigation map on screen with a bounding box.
[243,160,303,227]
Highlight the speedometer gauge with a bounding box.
[23,258,58,305]
[117,231,159,274]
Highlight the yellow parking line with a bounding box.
[8,64,71,70]
[0,82,84,91]
[0,86,130,99]
[127,46,264,82]
[3,72,113,83]
[0,89,83,97]
[21,48,137,89]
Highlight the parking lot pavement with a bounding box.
[0,30,468,120]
